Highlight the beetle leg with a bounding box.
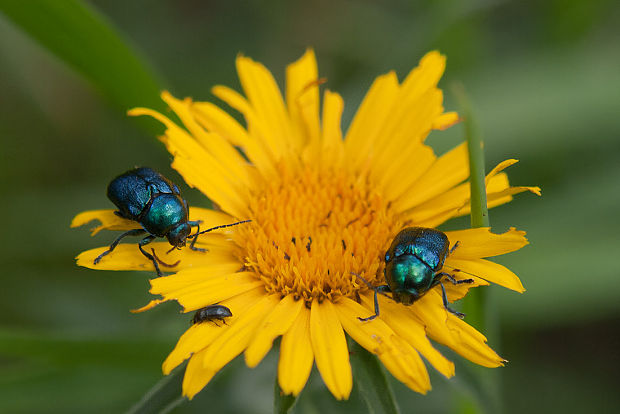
[94,229,146,265]
[351,272,392,322]
[188,220,207,252]
[353,272,392,322]
[151,248,181,267]
[358,285,392,322]
[437,271,474,285]
[439,281,465,319]
[137,235,163,277]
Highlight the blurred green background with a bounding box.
[1,0,619,412]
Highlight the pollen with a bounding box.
[235,163,401,304]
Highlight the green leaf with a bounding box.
[349,341,400,414]
[0,0,165,114]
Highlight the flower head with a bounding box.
[73,50,539,399]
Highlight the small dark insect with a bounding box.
[192,305,233,326]
[93,167,250,276]
[356,227,474,322]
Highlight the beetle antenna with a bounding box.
[442,264,492,283]
[188,220,252,238]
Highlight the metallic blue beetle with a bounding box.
[192,305,233,326]
[93,167,249,277]
[358,227,474,322]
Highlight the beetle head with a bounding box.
[391,289,420,305]
[167,222,191,247]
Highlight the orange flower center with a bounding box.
[235,163,401,304]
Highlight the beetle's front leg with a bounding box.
[94,229,146,265]
[188,220,207,252]
[137,235,162,277]
[358,285,392,322]
[353,273,392,322]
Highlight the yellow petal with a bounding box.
[344,71,399,171]
[485,159,519,181]
[369,52,447,175]
[71,209,140,235]
[245,294,304,368]
[191,101,252,147]
[148,262,243,293]
[432,111,460,130]
[236,55,293,160]
[445,312,506,368]
[445,258,525,293]
[76,239,238,272]
[161,92,253,190]
[286,48,320,153]
[394,142,469,213]
[320,90,345,168]
[278,307,314,396]
[358,293,455,378]
[370,88,443,184]
[336,297,431,393]
[379,335,431,394]
[379,142,436,202]
[211,85,253,115]
[400,51,446,100]
[411,207,461,229]
[155,272,264,312]
[191,100,274,175]
[310,299,352,400]
[212,85,280,178]
[334,297,393,354]
[363,52,449,182]
[488,184,541,199]
[457,160,540,217]
[445,227,529,259]
[166,144,248,219]
[183,348,215,399]
[131,299,165,313]
[412,291,504,367]
[201,294,281,373]
[128,107,248,217]
[187,207,239,229]
[403,171,510,224]
[163,287,265,375]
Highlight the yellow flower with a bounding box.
[72,50,539,400]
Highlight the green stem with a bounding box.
[454,82,489,333]
[452,83,501,414]
[274,378,298,414]
[126,366,186,414]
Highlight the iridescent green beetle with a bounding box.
[93,167,250,277]
[358,227,474,322]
